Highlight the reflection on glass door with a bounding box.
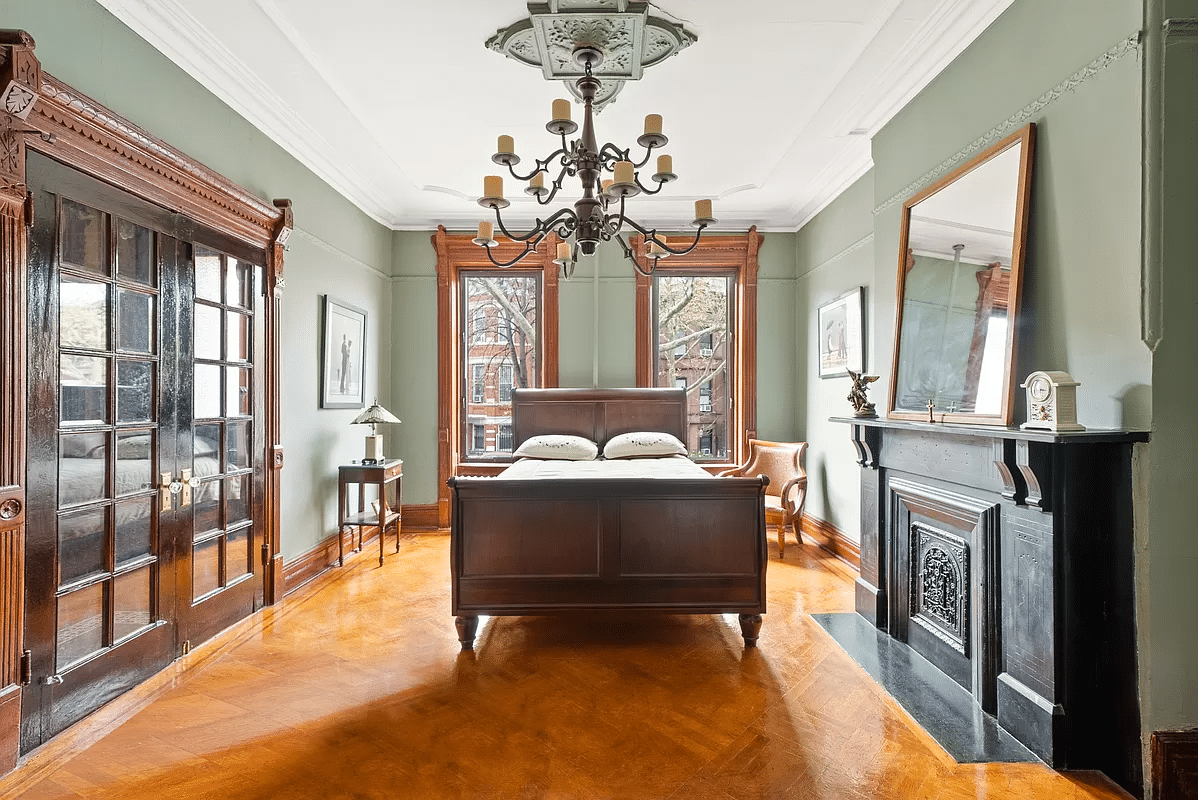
[181,245,260,643]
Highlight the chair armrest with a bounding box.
[779,476,808,512]
[717,465,747,477]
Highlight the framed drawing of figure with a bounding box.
[817,287,864,378]
[321,296,366,409]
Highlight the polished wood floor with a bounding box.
[5,533,1132,800]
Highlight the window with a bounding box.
[635,231,760,466]
[472,424,485,453]
[499,364,514,403]
[675,377,687,391]
[498,424,513,451]
[472,308,486,342]
[471,364,485,403]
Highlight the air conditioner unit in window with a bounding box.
[700,348,713,357]
[700,403,711,412]
[701,448,711,455]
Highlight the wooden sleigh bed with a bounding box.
[448,388,768,649]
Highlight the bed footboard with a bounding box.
[448,475,768,648]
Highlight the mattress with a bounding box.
[499,455,711,480]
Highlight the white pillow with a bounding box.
[512,434,598,461]
[603,431,687,459]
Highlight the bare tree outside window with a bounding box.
[654,275,733,461]
[461,273,540,459]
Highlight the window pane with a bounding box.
[61,355,108,426]
[114,430,154,496]
[195,247,222,302]
[116,360,153,423]
[194,479,223,534]
[226,367,251,417]
[655,275,732,461]
[195,423,221,465]
[195,364,221,419]
[194,304,222,361]
[227,422,251,470]
[58,507,107,585]
[57,581,105,670]
[227,311,251,361]
[116,288,154,353]
[60,440,106,507]
[113,565,153,641]
[62,199,107,274]
[461,273,539,461]
[60,275,108,350]
[227,260,253,309]
[225,526,250,582]
[227,472,251,526]
[193,536,221,599]
[115,498,153,565]
[116,218,154,285]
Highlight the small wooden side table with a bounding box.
[337,459,402,567]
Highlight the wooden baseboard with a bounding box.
[401,503,442,532]
[1152,729,1198,800]
[282,526,388,596]
[799,514,860,570]
[0,685,18,776]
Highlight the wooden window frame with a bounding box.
[634,228,761,471]
[433,226,559,528]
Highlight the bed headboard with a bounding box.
[511,388,686,448]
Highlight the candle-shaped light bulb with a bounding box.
[694,198,713,221]
[649,241,665,257]
[552,99,571,123]
[497,135,514,155]
[556,242,571,261]
[477,221,493,241]
[644,114,663,135]
[601,179,613,194]
[613,161,635,184]
[657,154,673,175]
[484,175,504,199]
[530,171,545,190]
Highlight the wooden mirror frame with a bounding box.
[888,123,1035,426]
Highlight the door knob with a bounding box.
[181,469,194,507]
[43,674,63,685]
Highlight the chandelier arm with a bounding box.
[534,163,575,206]
[616,217,708,256]
[614,232,657,277]
[482,239,542,268]
[493,206,579,243]
[598,143,630,167]
[629,140,658,169]
[633,175,666,195]
[505,147,568,182]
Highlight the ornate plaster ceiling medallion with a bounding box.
[485,0,697,111]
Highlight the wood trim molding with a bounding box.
[799,513,861,570]
[632,228,762,463]
[26,73,282,250]
[433,225,560,529]
[263,200,292,605]
[282,524,396,596]
[401,504,443,532]
[1152,729,1198,800]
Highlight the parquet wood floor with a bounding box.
[4,534,1133,800]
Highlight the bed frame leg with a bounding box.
[738,614,762,647]
[455,615,479,650]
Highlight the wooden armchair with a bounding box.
[719,439,808,558]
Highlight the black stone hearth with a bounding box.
[812,612,1036,763]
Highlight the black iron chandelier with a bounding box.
[472,45,716,278]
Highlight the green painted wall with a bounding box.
[795,0,1198,792]
[389,230,798,505]
[3,0,397,561]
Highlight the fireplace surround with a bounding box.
[837,417,1147,794]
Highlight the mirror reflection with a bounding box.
[890,125,1033,423]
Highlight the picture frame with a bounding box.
[817,287,864,378]
[320,296,367,409]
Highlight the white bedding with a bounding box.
[500,455,711,480]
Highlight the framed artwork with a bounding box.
[321,296,366,409]
[817,287,864,378]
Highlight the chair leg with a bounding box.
[778,525,785,559]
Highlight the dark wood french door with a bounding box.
[20,152,267,752]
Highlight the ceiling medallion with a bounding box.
[485,0,697,111]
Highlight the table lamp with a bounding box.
[351,400,401,464]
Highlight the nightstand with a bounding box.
[337,459,402,567]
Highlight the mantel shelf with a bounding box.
[829,416,1149,445]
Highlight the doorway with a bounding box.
[20,152,268,752]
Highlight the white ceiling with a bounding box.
[94,0,1014,233]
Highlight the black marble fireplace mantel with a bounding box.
[831,416,1148,795]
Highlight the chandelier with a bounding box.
[471,45,715,279]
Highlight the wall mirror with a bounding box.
[888,123,1035,425]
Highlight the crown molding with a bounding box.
[94,0,407,229]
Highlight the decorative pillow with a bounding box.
[115,434,153,460]
[61,432,105,458]
[602,431,687,460]
[512,434,599,461]
[194,437,219,457]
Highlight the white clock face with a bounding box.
[1028,376,1051,402]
